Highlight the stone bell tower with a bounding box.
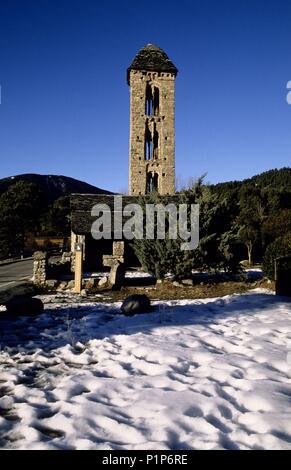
[127,44,178,195]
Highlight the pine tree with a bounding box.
[132,178,241,278]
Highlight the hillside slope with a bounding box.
[0,173,112,204]
[211,167,291,192]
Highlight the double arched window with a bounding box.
[146,172,159,193]
[145,122,152,161]
[145,120,159,160]
[145,83,159,116]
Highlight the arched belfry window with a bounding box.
[145,84,160,116]
[146,172,158,193]
[145,120,153,160]
[153,87,159,116]
[153,123,159,159]
[145,83,153,116]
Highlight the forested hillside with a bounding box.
[132,168,291,279]
[210,168,291,267]
[0,169,290,276]
[0,174,112,259]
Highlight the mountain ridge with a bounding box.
[0,173,113,204]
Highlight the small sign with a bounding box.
[75,243,83,252]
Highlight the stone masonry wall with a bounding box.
[33,251,48,284]
[129,70,176,195]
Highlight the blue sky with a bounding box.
[0,0,291,192]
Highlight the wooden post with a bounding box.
[74,243,83,294]
[274,258,278,295]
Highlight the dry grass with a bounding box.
[86,278,274,303]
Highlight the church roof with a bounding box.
[127,44,178,84]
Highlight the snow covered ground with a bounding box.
[83,268,263,281]
[0,288,291,450]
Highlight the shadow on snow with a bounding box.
[0,291,288,354]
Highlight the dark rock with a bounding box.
[56,281,68,291]
[45,279,58,289]
[67,280,75,289]
[121,294,151,316]
[0,282,37,305]
[5,296,44,316]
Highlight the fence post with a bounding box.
[74,243,83,294]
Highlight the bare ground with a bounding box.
[82,278,274,303]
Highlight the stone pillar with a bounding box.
[108,262,125,289]
[112,241,125,259]
[33,251,48,285]
[103,241,125,289]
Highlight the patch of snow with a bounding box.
[0,288,291,450]
[83,271,153,280]
[124,271,153,279]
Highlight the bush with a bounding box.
[262,232,291,280]
[132,182,241,279]
[132,191,195,279]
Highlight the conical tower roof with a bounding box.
[127,44,178,84]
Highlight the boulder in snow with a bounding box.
[5,296,44,316]
[121,294,151,316]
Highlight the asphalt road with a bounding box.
[0,259,33,288]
